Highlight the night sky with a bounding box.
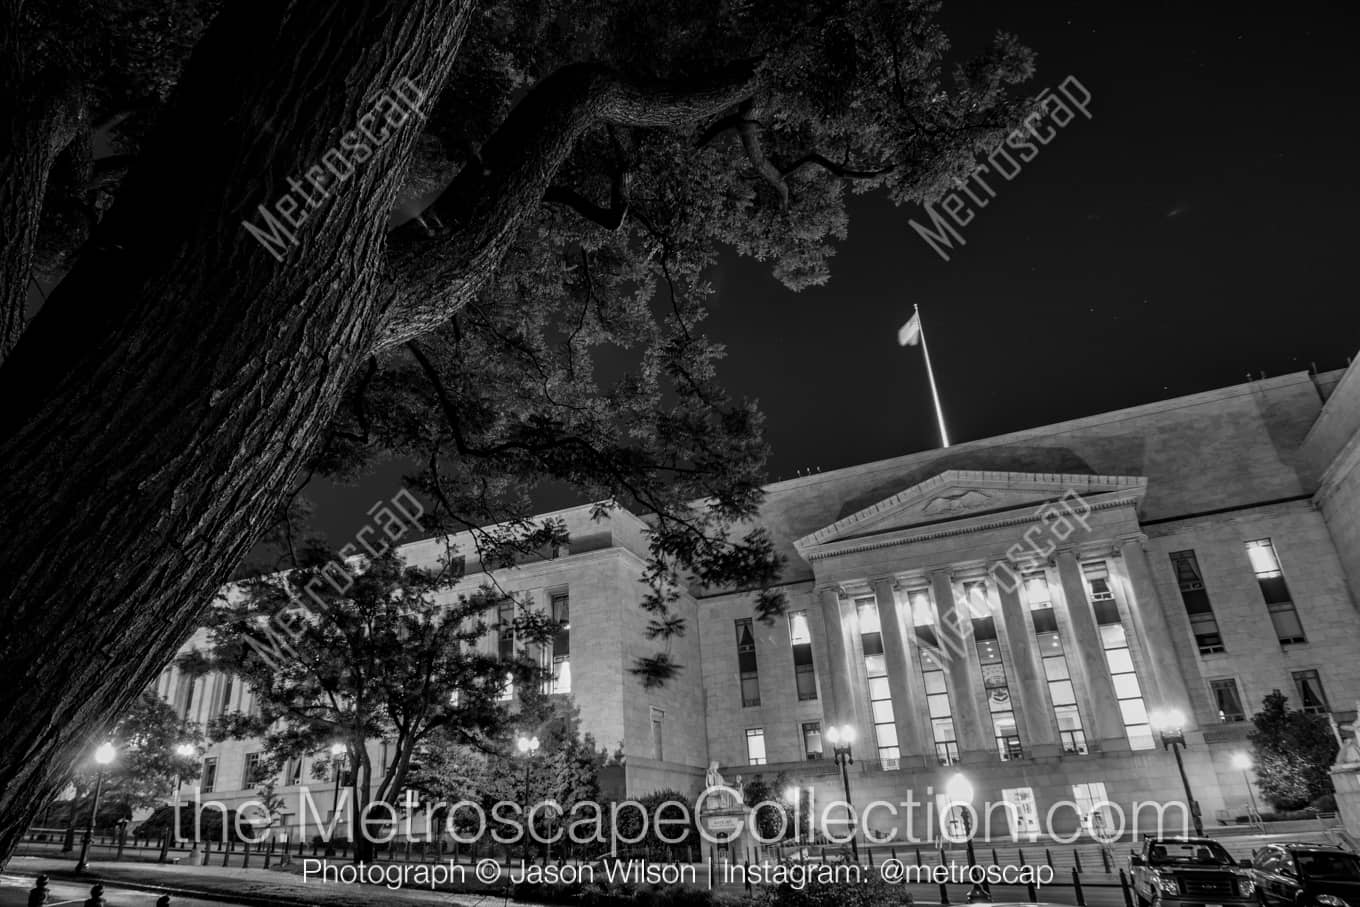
[308,0,1360,541]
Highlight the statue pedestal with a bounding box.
[1331,768,1360,837]
[699,806,755,864]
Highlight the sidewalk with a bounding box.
[3,856,502,907]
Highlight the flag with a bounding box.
[898,311,921,346]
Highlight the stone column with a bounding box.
[1054,549,1129,750]
[993,567,1059,754]
[930,570,990,759]
[817,586,858,729]
[872,578,926,767]
[1117,537,1205,720]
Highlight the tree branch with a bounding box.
[375,58,761,351]
[778,152,894,179]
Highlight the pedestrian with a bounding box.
[84,882,106,907]
[744,857,753,895]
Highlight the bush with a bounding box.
[762,874,906,907]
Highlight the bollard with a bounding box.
[242,841,251,868]
[263,839,272,869]
[27,874,50,907]
[1075,849,1084,874]
[891,846,898,861]
[1119,869,1135,907]
[84,882,107,907]
[916,847,923,866]
[1018,847,1026,866]
[1045,848,1054,869]
[222,841,230,867]
[992,848,999,867]
[939,880,950,905]
[157,897,172,907]
[1073,868,1086,906]
[1027,878,1037,901]
[1102,847,1111,873]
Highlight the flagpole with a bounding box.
[914,305,951,448]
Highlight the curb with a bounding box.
[10,868,320,907]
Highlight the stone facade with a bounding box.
[160,363,1360,842]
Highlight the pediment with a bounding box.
[793,469,1146,554]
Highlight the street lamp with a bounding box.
[326,742,346,857]
[1231,752,1264,829]
[946,772,989,903]
[160,742,198,863]
[75,742,117,872]
[824,724,858,863]
[516,735,540,863]
[1150,708,1204,836]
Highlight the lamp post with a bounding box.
[946,772,990,903]
[825,724,858,864]
[75,742,117,872]
[160,742,197,863]
[516,735,540,864]
[1231,752,1264,830]
[783,785,801,848]
[326,742,346,857]
[1150,709,1204,836]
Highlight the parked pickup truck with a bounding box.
[1130,836,1257,907]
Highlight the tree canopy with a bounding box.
[0,0,1037,861]
[1247,690,1338,812]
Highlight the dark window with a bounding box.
[736,619,760,706]
[1092,599,1121,625]
[285,758,303,786]
[1170,550,1224,654]
[1031,608,1059,634]
[1293,670,1330,713]
[201,757,217,793]
[218,674,234,716]
[498,599,515,660]
[1210,679,1245,722]
[650,707,664,761]
[1268,601,1307,645]
[243,752,264,787]
[551,592,570,657]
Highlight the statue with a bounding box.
[703,761,740,810]
[1333,702,1360,771]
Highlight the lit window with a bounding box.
[1091,597,1152,750]
[974,612,1021,761]
[857,596,898,765]
[201,756,218,793]
[1023,573,1052,610]
[1082,562,1115,601]
[745,728,767,765]
[908,588,935,627]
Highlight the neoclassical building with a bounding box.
[158,359,1360,842]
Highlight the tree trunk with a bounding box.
[0,68,84,362]
[0,0,474,864]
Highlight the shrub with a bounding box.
[762,874,906,907]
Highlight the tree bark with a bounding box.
[0,0,760,866]
[0,69,84,362]
[0,0,474,863]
